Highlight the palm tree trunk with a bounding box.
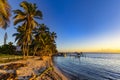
[33,47,37,57]
[24,44,27,59]
[22,45,25,59]
[27,44,29,58]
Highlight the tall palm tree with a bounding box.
[51,32,57,43]
[33,24,57,56]
[4,32,8,45]
[13,26,27,58]
[0,0,11,29]
[50,32,57,54]
[32,24,48,56]
[13,1,43,58]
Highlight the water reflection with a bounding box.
[54,53,120,80]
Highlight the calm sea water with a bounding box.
[54,53,120,80]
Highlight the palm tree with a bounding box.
[51,32,57,39]
[4,32,8,45]
[50,32,57,54]
[13,26,27,58]
[32,24,47,57]
[0,0,11,29]
[30,37,41,57]
[13,1,43,58]
[33,24,57,57]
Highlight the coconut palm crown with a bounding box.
[0,0,11,29]
[13,1,43,58]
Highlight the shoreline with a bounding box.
[0,56,69,80]
[53,64,69,80]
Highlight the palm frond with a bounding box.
[0,0,11,29]
[34,10,43,19]
[20,1,29,13]
[13,10,25,15]
[14,18,26,25]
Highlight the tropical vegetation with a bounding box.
[12,1,57,59]
[0,42,16,55]
[0,0,11,29]
[31,24,57,57]
[0,0,58,80]
[0,0,57,59]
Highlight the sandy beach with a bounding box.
[0,56,68,80]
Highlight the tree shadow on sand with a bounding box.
[0,63,27,79]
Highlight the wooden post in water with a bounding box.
[64,53,66,57]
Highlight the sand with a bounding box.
[0,56,68,80]
[53,65,69,80]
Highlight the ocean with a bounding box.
[54,53,120,80]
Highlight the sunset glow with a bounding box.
[1,0,120,52]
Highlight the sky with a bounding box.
[1,0,120,52]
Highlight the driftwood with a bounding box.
[29,66,62,80]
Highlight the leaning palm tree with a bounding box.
[0,0,11,29]
[13,1,43,58]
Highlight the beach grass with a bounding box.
[0,54,22,63]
